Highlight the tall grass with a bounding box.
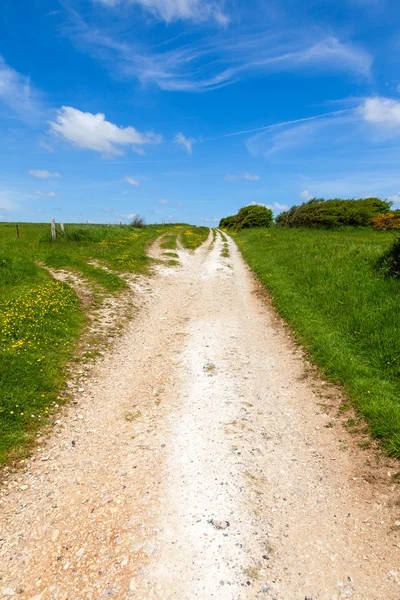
[235,227,400,456]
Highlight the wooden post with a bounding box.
[16,224,19,239]
[51,219,56,241]
[60,223,65,233]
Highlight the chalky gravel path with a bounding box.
[1,231,399,599]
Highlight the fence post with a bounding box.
[60,223,65,233]
[51,219,56,241]
[16,224,19,239]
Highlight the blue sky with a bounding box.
[1,0,400,224]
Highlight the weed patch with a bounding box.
[0,280,82,463]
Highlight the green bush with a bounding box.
[219,215,238,229]
[276,197,391,229]
[219,204,273,231]
[130,215,146,229]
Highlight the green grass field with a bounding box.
[0,221,202,464]
[180,226,210,250]
[158,224,209,252]
[234,227,400,456]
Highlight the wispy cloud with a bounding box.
[245,97,400,158]
[224,172,260,181]
[213,109,350,141]
[387,193,400,204]
[296,172,400,200]
[68,10,372,93]
[158,198,168,204]
[124,176,140,186]
[0,191,20,213]
[251,200,288,213]
[39,140,53,152]
[34,190,57,198]
[93,0,229,25]
[48,106,162,156]
[246,106,361,157]
[0,57,42,120]
[29,169,61,179]
[118,212,139,220]
[175,132,195,154]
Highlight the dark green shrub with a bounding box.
[130,215,146,229]
[219,205,273,231]
[276,197,391,229]
[219,215,238,229]
[237,205,273,229]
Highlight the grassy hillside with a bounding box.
[0,221,203,464]
[234,227,400,456]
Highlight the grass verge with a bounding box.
[234,227,400,456]
[0,222,180,464]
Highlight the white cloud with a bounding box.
[94,0,229,25]
[34,190,57,198]
[175,133,195,154]
[225,173,260,182]
[39,140,53,152]
[274,202,289,211]
[124,176,140,186]
[176,202,185,207]
[0,57,41,119]
[119,212,139,220]
[361,97,400,128]
[243,173,260,181]
[158,198,168,204]
[300,190,314,201]
[29,169,61,179]
[49,106,162,156]
[0,192,19,213]
[387,193,400,204]
[251,201,288,213]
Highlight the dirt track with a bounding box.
[1,231,400,599]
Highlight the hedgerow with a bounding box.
[276,197,390,229]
